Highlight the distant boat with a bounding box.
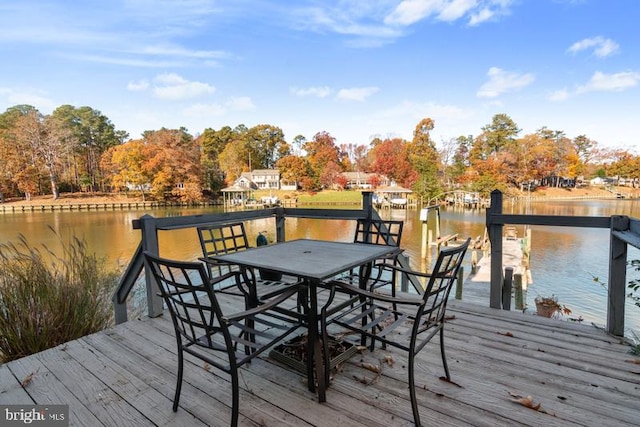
[375,184,413,209]
[260,196,280,207]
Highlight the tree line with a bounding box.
[1,104,638,203]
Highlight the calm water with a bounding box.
[1,199,639,337]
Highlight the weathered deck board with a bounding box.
[0,364,31,404]
[1,300,639,426]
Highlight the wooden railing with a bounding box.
[486,189,640,336]
[112,192,422,324]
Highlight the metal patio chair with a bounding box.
[320,238,470,426]
[143,252,301,427]
[197,222,302,309]
[323,219,405,319]
[332,218,404,292]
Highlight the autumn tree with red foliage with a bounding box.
[369,137,414,186]
[303,131,342,190]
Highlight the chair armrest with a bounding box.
[376,263,450,280]
[325,279,424,306]
[199,256,226,266]
[208,270,243,285]
[222,285,300,322]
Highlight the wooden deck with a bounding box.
[1,299,639,426]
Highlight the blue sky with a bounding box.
[1,0,638,149]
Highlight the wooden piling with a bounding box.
[514,273,524,310]
[455,266,464,299]
[471,250,478,274]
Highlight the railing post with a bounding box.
[362,191,373,219]
[400,253,410,292]
[488,190,504,309]
[275,207,286,243]
[502,267,513,310]
[608,215,629,336]
[113,295,128,324]
[140,214,164,318]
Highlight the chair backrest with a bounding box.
[198,222,250,257]
[143,252,231,357]
[420,237,470,323]
[197,222,251,278]
[353,219,403,247]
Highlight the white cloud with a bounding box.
[336,86,379,101]
[226,96,255,111]
[385,0,512,26]
[0,87,56,111]
[548,88,570,102]
[127,79,149,91]
[137,44,227,60]
[291,5,404,45]
[549,71,639,100]
[577,71,640,93]
[476,67,535,98]
[384,0,444,26]
[184,103,226,117]
[293,0,510,46]
[439,0,479,21]
[568,36,620,58]
[152,73,215,100]
[183,96,254,117]
[468,7,495,25]
[290,86,333,98]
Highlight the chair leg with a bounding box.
[391,265,399,320]
[321,314,331,389]
[408,350,421,426]
[231,367,240,427]
[173,350,184,412]
[439,326,450,380]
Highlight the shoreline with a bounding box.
[1,186,638,208]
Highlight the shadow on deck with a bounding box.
[1,300,638,426]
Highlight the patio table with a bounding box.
[207,238,401,402]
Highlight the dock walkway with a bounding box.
[463,236,531,305]
[1,298,638,426]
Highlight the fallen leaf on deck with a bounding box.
[509,392,541,411]
[20,370,38,387]
[383,354,395,367]
[361,362,382,373]
[625,359,640,364]
[497,331,514,337]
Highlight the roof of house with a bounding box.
[221,184,254,193]
[341,171,379,179]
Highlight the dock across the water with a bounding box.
[461,229,532,306]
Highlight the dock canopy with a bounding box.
[221,184,254,206]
